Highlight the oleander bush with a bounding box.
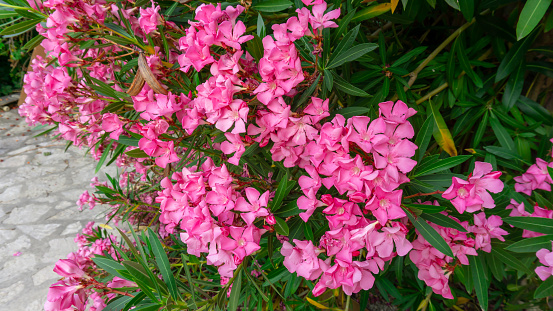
[4,0,553,310]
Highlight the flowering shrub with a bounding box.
[5,0,553,309]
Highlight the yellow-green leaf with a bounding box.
[351,3,391,23]
[306,297,330,309]
[429,102,457,156]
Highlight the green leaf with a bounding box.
[274,216,290,236]
[104,296,134,311]
[504,217,553,234]
[122,261,159,303]
[0,18,41,36]
[117,136,140,147]
[404,208,454,257]
[469,255,489,311]
[125,149,149,158]
[496,27,539,82]
[95,141,114,174]
[323,69,333,91]
[489,114,515,150]
[458,0,474,21]
[271,173,290,212]
[325,43,378,69]
[535,276,553,298]
[21,33,44,51]
[516,0,552,40]
[484,145,527,162]
[257,13,266,38]
[246,34,264,62]
[0,10,18,19]
[413,217,454,257]
[403,203,446,214]
[92,257,128,280]
[473,110,488,148]
[503,62,525,109]
[490,248,533,274]
[392,46,427,67]
[505,235,553,253]
[253,0,292,12]
[295,74,320,107]
[331,9,356,46]
[327,25,360,68]
[413,155,472,177]
[332,72,371,97]
[331,106,370,119]
[148,228,180,301]
[351,3,391,22]
[420,213,468,232]
[454,37,483,88]
[429,101,458,156]
[517,96,553,126]
[275,201,300,218]
[105,22,133,39]
[415,116,435,163]
[228,269,242,311]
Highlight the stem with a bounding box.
[403,190,444,199]
[345,295,351,311]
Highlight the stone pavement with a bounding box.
[0,109,115,310]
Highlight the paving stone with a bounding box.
[17,224,60,240]
[4,204,52,224]
[0,109,113,309]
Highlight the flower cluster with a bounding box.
[45,223,131,311]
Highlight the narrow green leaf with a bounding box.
[148,228,180,301]
[323,69,333,91]
[420,213,468,232]
[326,25,360,68]
[122,261,159,303]
[351,3,391,22]
[105,22,133,39]
[415,115,435,163]
[95,141,114,174]
[104,296,133,311]
[295,74,321,107]
[125,149,149,158]
[517,96,553,126]
[458,0,474,21]
[473,110,488,148]
[454,37,483,87]
[392,46,427,67]
[516,0,552,40]
[469,255,489,311]
[496,28,539,81]
[92,257,127,279]
[331,9,356,46]
[271,173,289,212]
[246,34,264,62]
[502,62,525,109]
[535,276,553,298]
[332,106,370,119]
[257,13,265,38]
[403,203,446,214]
[117,136,140,147]
[332,72,371,97]
[489,114,515,150]
[484,145,528,162]
[0,18,41,36]
[490,248,533,274]
[275,201,300,218]
[228,269,242,311]
[504,217,553,234]
[274,216,290,236]
[414,155,472,177]
[413,217,454,257]
[253,0,292,12]
[22,34,44,51]
[0,10,19,19]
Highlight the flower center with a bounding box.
[379,199,390,208]
[337,207,345,215]
[457,187,468,198]
[237,238,246,247]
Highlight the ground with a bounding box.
[0,108,114,310]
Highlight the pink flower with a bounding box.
[220,133,245,165]
[220,226,261,261]
[281,239,326,280]
[139,4,161,34]
[234,188,270,225]
[379,100,417,125]
[470,212,508,252]
[309,3,340,31]
[365,188,405,225]
[53,259,86,278]
[215,100,249,134]
[443,162,503,213]
[218,20,253,50]
[535,242,553,281]
[101,113,124,140]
